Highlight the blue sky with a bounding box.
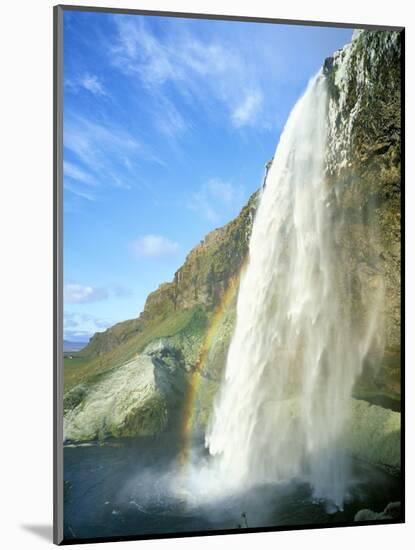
[63,10,353,342]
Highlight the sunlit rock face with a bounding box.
[64,342,188,441]
[325,30,402,406]
[345,399,400,473]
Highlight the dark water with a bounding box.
[63,434,401,542]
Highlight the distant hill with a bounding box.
[64,340,87,353]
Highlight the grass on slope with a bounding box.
[63,305,207,391]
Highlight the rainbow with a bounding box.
[178,265,246,470]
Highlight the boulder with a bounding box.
[354,501,401,521]
[345,399,400,473]
[64,342,188,442]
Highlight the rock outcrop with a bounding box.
[346,399,401,473]
[64,341,189,441]
[354,501,401,522]
[325,30,402,407]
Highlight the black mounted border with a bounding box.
[53,4,405,545]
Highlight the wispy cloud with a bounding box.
[187,178,245,223]
[65,116,140,170]
[131,234,179,258]
[64,158,98,202]
[111,16,265,131]
[64,330,92,343]
[110,175,132,190]
[111,17,182,86]
[81,73,107,95]
[64,311,113,341]
[64,282,134,303]
[231,90,263,128]
[152,93,189,138]
[64,115,163,199]
[64,181,96,202]
[112,284,134,298]
[64,160,97,186]
[64,283,109,304]
[66,73,108,96]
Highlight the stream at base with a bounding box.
[63,434,401,541]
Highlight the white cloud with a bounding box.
[187,178,245,223]
[80,74,107,95]
[152,93,189,138]
[65,73,107,96]
[64,311,113,342]
[64,159,97,201]
[111,17,265,131]
[63,311,79,328]
[111,17,182,86]
[64,330,92,343]
[110,175,132,190]
[131,234,179,258]
[64,115,163,200]
[63,181,96,202]
[64,283,108,304]
[231,90,263,128]
[63,160,97,193]
[64,160,97,186]
[65,116,141,170]
[112,284,133,298]
[206,179,238,204]
[64,283,133,304]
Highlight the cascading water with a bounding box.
[205,69,382,510]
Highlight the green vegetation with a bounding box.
[64,356,89,389]
[64,305,207,391]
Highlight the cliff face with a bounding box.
[325,30,402,407]
[64,30,402,469]
[81,190,259,360]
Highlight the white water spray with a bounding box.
[206,72,382,510]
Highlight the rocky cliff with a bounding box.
[81,190,259,361]
[64,30,402,474]
[325,30,402,408]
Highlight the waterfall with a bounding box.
[205,70,382,510]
